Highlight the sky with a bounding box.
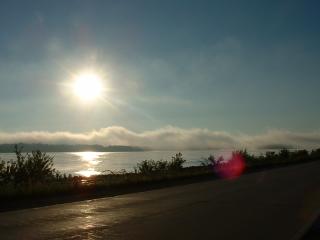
[0,0,320,149]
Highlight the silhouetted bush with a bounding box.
[200,148,320,177]
[0,145,57,186]
[310,148,320,160]
[135,160,160,174]
[169,152,186,170]
[135,152,186,174]
[201,155,223,167]
[235,148,319,168]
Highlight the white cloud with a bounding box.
[0,126,320,150]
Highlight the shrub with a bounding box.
[135,159,157,174]
[278,148,290,162]
[135,153,186,174]
[0,145,57,186]
[310,148,320,160]
[291,150,309,162]
[155,160,170,171]
[0,159,8,183]
[201,155,224,168]
[168,152,186,170]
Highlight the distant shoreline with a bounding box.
[0,143,300,153]
[0,143,145,153]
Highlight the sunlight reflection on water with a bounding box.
[76,168,101,177]
[73,152,105,177]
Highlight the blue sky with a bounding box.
[0,0,320,148]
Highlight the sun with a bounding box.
[72,72,103,101]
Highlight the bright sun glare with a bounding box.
[72,72,103,101]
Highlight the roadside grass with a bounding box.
[1,146,320,201]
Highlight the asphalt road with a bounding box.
[0,161,320,240]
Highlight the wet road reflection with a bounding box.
[0,196,144,239]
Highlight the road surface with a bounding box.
[0,161,320,240]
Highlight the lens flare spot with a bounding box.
[214,152,246,179]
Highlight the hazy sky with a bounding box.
[1,0,320,147]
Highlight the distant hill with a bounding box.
[258,144,294,150]
[0,143,145,153]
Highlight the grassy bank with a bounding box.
[1,146,320,211]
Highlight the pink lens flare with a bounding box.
[214,152,246,179]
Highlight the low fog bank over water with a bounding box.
[0,149,279,177]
